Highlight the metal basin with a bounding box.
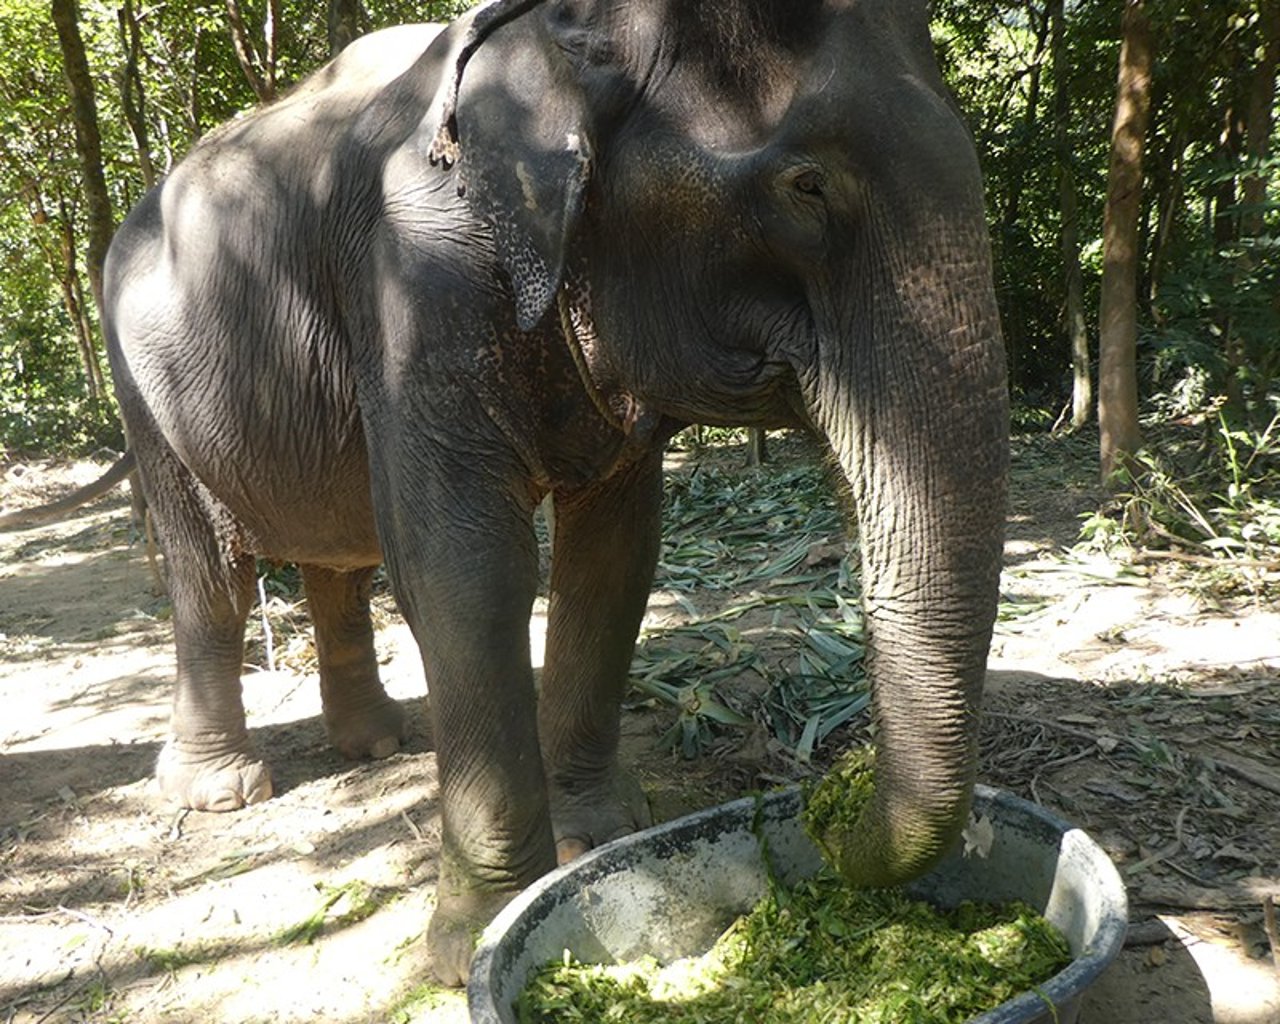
[468,785,1128,1024]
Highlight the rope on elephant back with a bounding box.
[557,287,628,435]
[428,0,556,169]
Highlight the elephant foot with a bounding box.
[156,738,273,811]
[550,768,652,865]
[426,884,516,987]
[325,697,407,761]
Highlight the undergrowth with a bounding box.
[1078,410,1280,593]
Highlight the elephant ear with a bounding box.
[438,11,593,332]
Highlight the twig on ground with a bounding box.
[985,709,1108,748]
[166,807,188,841]
[400,810,424,841]
[1205,746,1280,797]
[31,980,81,1024]
[1123,919,1175,948]
[1132,548,1280,571]
[1264,895,1279,977]
[56,905,113,936]
[256,575,276,672]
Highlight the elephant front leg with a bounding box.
[300,564,405,760]
[539,452,663,863]
[377,467,555,986]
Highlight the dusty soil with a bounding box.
[1,435,1278,1024]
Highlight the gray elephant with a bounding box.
[102,0,1008,984]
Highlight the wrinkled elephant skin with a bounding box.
[103,0,1007,985]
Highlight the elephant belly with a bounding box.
[170,405,383,569]
[224,455,383,569]
[111,224,383,568]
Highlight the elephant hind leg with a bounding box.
[139,446,271,811]
[299,564,406,760]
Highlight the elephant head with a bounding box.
[440,0,1008,887]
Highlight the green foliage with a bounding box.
[274,880,390,945]
[802,745,876,866]
[1078,412,1280,586]
[0,0,1275,461]
[629,459,863,759]
[518,877,1072,1024]
[0,0,483,456]
[1149,178,1280,419]
[932,0,1279,431]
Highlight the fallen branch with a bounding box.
[1123,919,1176,948]
[1205,746,1280,797]
[1265,895,1279,978]
[1138,876,1280,912]
[1132,548,1280,571]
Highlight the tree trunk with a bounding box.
[1050,0,1091,431]
[1213,106,1248,416]
[61,215,104,400]
[1000,2,1050,236]
[225,0,278,102]
[1147,129,1185,320]
[997,2,1051,396]
[1213,108,1245,248]
[328,0,363,56]
[117,0,157,189]
[1242,0,1279,240]
[50,0,115,319]
[1098,0,1153,483]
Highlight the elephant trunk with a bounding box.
[805,199,1009,888]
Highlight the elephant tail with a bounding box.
[0,450,137,531]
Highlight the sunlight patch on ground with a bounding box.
[1164,916,1280,1024]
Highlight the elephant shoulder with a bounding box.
[280,24,448,111]
[179,23,449,179]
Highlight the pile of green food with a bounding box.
[516,876,1071,1023]
[517,748,1071,1023]
[802,745,877,862]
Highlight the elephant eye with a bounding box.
[791,168,826,198]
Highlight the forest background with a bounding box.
[0,0,1277,558]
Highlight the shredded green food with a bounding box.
[802,746,877,862]
[517,875,1071,1023]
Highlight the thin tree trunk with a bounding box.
[1242,0,1279,239]
[1214,108,1247,415]
[1098,0,1153,482]
[1001,2,1051,235]
[117,0,157,189]
[50,0,115,319]
[1221,0,1280,419]
[1147,130,1185,320]
[225,0,277,102]
[60,213,104,400]
[1214,109,1245,248]
[264,0,279,95]
[27,184,103,399]
[188,26,203,139]
[997,2,1051,396]
[28,189,103,400]
[1050,0,1091,431]
[328,0,362,56]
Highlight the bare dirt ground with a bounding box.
[1,435,1278,1024]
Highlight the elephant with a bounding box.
[101,0,1008,985]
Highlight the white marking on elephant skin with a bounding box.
[515,161,539,212]
[566,132,592,176]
